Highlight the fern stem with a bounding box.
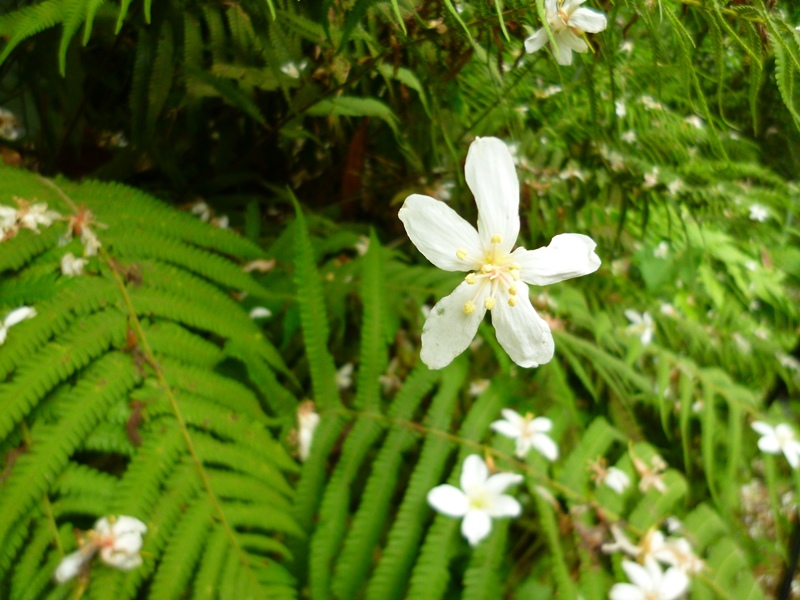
[38,175,264,596]
[19,422,63,555]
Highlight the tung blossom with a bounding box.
[490,409,558,460]
[0,306,36,345]
[54,516,147,583]
[752,421,800,469]
[427,454,523,546]
[524,0,608,66]
[398,137,601,370]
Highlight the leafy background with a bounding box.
[0,0,799,598]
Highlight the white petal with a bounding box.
[427,484,469,517]
[490,286,554,368]
[100,547,142,570]
[545,0,558,15]
[514,234,601,286]
[462,509,492,546]
[530,417,552,433]
[3,306,36,328]
[465,137,520,253]
[485,472,524,495]
[785,445,800,469]
[751,421,775,436]
[113,516,147,535]
[609,584,645,600]
[0,327,7,345]
[500,408,524,426]
[515,436,532,458]
[460,454,489,490]
[622,559,655,591]
[660,567,690,600]
[562,0,586,11]
[399,194,484,271]
[524,29,549,53]
[569,7,607,33]
[54,550,92,583]
[490,420,521,440]
[94,517,112,536]
[532,434,559,461]
[485,494,522,518]
[757,435,781,454]
[559,30,588,53]
[420,281,487,370]
[553,38,574,65]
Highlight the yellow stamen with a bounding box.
[465,273,476,284]
[508,297,516,307]
[456,248,468,260]
[484,297,497,310]
[463,301,476,315]
[491,234,502,244]
[481,264,494,274]
[509,286,517,296]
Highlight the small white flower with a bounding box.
[633,454,668,493]
[638,95,664,111]
[490,409,558,460]
[748,204,768,222]
[0,107,24,140]
[603,467,631,494]
[54,515,147,583]
[685,115,704,129]
[659,303,676,317]
[667,179,683,195]
[752,421,800,469]
[297,401,320,462]
[61,253,88,277]
[355,235,371,256]
[16,201,61,233]
[542,84,563,97]
[615,100,627,118]
[777,353,800,373]
[619,40,634,54]
[610,558,690,600]
[621,130,637,143]
[625,310,655,346]
[280,59,308,79]
[191,201,211,222]
[643,167,659,189]
[81,227,102,257]
[559,164,586,181]
[0,204,18,238]
[468,379,490,397]
[524,0,608,66]
[427,454,523,546]
[248,306,272,319]
[398,137,601,369]
[336,363,354,390]
[653,242,669,259]
[0,306,36,345]
[211,215,229,229]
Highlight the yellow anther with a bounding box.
[456,248,468,261]
[484,297,497,310]
[509,286,517,296]
[481,264,494,274]
[508,297,517,307]
[465,273,476,285]
[491,234,502,244]
[510,269,520,281]
[463,301,476,315]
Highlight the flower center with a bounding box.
[467,489,491,510]
[457,234,520,314]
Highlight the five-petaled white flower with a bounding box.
[399,137,601,370]
[625,310,655,346]
[752,421,800,469]
[0,306,36,345]
[524,0,608,66]
[609,558,690,600]
[748,204,768,222]
[490,409,558,460]
[54,515,147,583]
[428,454,523,546]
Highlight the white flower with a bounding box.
[16,201,61,233]
[610,558,690,600]
[355,235,370,256]
[398,137,601,369]
[621,130,637,143]
[619,40,634,54]
[490,409,558,460]
[615,100,627,118]
[752,421,800,469]
[748,204,768,222]
[191,201,211,221]
[0,204,18,237]
[336,363,354,390]
[542,84,563,97]
[638,95,664,111]
[54,515,147,583]
[667,179,683,195]
[653,242,669,259]
[524,0,608,66]
[211,215,229,229]
[685,115,704,129]
[559,164,586,181]
[468,379,490,397]
[0,306,36,345]
[0,107,24,140]
[633,454,668,493]
[651,534,704,575]
[297,401,320,461]
[643,167,659,189]
[61,252,88,277]
[249,306,272,319]
[427,454,523,546]
[603,467,631,494]
[625,310,654,346]
[280,59,308,79]
[660,303,676,317]
[81,227,102,257]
